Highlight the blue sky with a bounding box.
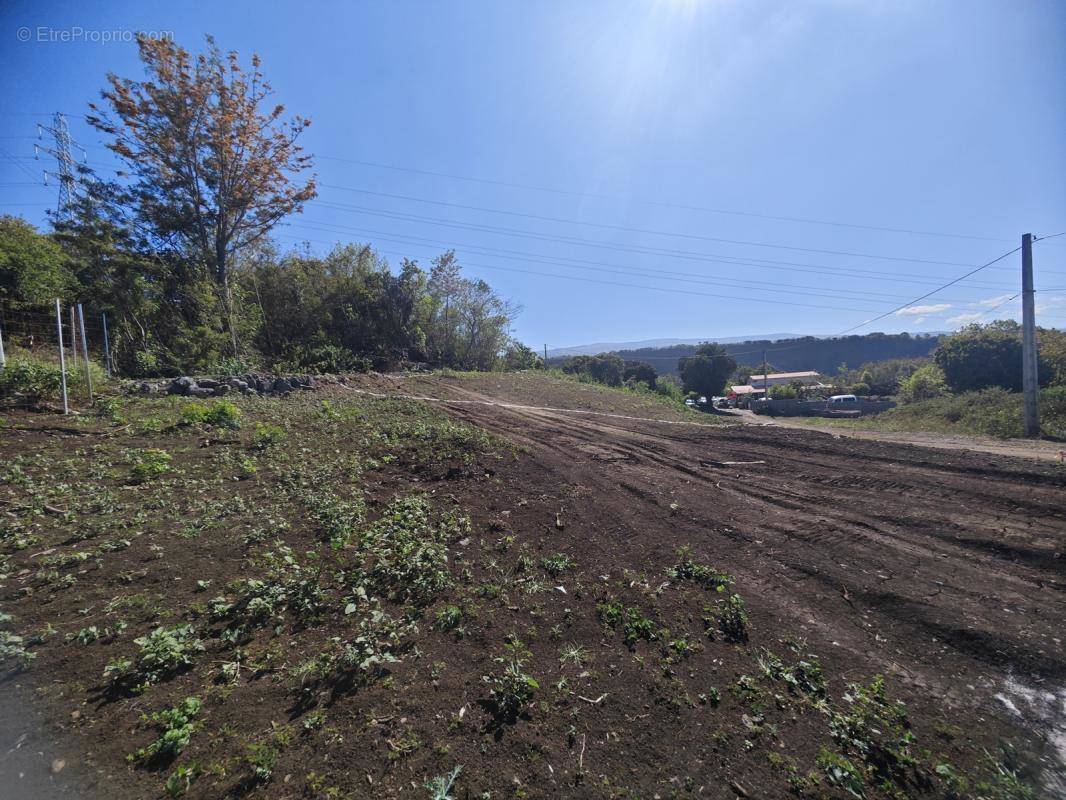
[1,0,1064,348]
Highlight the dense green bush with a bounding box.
[0,359,62,401]
[896,363,948,404]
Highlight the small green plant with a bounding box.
[716,594,749,643]
[131,448,172,483]
[425,765,463,800]
[251,421,286,450]
[482,637,539,722]
[129,697,202,764]
[245,741,278,783]
[180,400,242,428]
[669,547,732,592]
[817,748,866,798]
[539,553,575,576]
[106,624,203,688]
[558,643,586,666]
[164,763,201,797]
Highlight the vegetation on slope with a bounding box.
[0,387,1038,798]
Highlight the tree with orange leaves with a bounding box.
[87,35,316,353]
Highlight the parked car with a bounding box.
[827,394,858,407]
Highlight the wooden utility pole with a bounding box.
[1021,233,1039,436]
[543,344,548,369]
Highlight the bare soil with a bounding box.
[1,372,1063,799]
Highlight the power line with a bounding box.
[272,232,885,314]
[836,245,1022,335]
[317,183,978,268]
[313,154,1013,243]
[288,219,1014,304]
[305,202,1028,286]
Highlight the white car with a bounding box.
[827,394,858,406]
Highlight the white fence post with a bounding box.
[54,299,68,414]
[101,312,112,377]
[77,303,92,403]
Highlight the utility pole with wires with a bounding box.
[35,112,86,221]
[1021,233,1039,437]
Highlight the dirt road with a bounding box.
[730,408,1066,463]
[389,375,1066,792]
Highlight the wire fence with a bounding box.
[0,299,114,414]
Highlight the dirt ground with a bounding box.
[388,373,1066,793]
[1,371,1064,799]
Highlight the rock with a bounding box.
[136,381,152,395]
[197,378,219,389]
[188,386,213,398]
[212,384,231,396]
[168,376,195,396]
[270,377,292,394]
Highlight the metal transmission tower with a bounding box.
[35,112,85,220]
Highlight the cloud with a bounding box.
[946,312,984,326]
[977,293,1015,307]
[896,303,951,316]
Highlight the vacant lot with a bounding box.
[1,372,1063,799]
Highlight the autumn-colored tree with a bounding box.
[86,35,316,352]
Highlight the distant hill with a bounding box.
[546,333,804,358]
[610,332,942,376]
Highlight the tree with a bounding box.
[87,35,316,353]
[679,343,736,398]
[933,321,1050,392]
[0,216,74,306]
[562,353,624,386]
[502,342,542,371]
[624,361,657,389]
[896,363,948,403]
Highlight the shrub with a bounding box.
[896,364,947,404]
[203,400,241,428]
[0,358,62,401]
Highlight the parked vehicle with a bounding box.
[827,394,858,407]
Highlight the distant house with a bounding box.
[746,371,824,390]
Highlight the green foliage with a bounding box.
[0,358,63,402]
[359,496,467,605]
[106,624,204,688]
[597,599,657,647]
[502,342,542,371]
[129,697,202,764]
[245,741,278,783]
[251,421,286,450]
[896,363,948,403]
[130,448,172,482]
[935,322,1033,393]
[562,352,625,386]
[482,637,539,722]
[424,765,463,800]
[866,387,1066,439]
[715,594,749,643]
[0,216,74,304]
[539,553,575,576]
[669,547,732,592]
[679,343,737,398]
[180,400,241,428]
